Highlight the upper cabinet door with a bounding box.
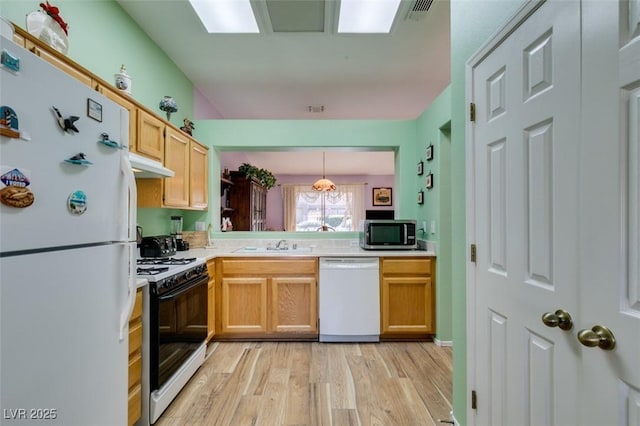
[137,110,165,162]
[163,128,190,208]
[189,140,209,210]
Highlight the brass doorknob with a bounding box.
[541,309,573,330]
[577,325,616,350]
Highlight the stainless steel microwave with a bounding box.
[359,220,417,250]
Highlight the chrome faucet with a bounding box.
[275,239,288,249]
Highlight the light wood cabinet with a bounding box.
[12,31,25,47]
[206,259,216,341]
[137,110,165,163]
[137,135,209,210]
[128,289,143,426]
[216,258,318,339]
[25,40,93,87]
[380,257,435,339]
[163,127,190,207]
[190,140,209,210]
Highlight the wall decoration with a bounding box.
[180,118,195,135]
[417,161,424,176]
[426,144,434,161]
[114,64,132,95]
[426,172,434,190]
[417,190,424,205]
[373,187,392,206]
[87,98,102,122]
[159,96,178,121]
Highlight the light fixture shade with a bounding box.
[312,178,336,192]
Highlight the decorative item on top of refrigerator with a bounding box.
[0,34,136,425]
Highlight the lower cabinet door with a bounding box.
[271,276,317,334]
[381,276,434,334]
[221,277,268,333]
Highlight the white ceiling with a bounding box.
[116,0,450,174]
[116,0,451,120]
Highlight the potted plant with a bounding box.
[238,163,276,189]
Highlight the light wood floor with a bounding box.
[156,342,453,426]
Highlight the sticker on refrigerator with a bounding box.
[67,190,87,215]
[0,167,34,208]
[52,106,79,133]
[0,106,20,139]
[64,152,93,165]
[1,49,20,73]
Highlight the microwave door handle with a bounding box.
[403,224,408,244]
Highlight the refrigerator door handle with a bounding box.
[120,139,137,242]
[119,241,137,341]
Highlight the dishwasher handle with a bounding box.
[319,257,379,270]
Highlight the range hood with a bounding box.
[129,152,175,178]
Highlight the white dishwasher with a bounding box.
[319,257,380,342]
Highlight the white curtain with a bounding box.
[281,183,365,231]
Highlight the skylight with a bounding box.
[189,0,259,33]
[189,0,402,34]
[338,0,402,33]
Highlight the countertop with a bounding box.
[169,238,436,262]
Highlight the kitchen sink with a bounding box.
[234,246,312,253]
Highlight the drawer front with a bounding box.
[382,257,433,275]
[220,258,317,275]
[127,384,142,426]
[130,290,143,322]
[128,352,142,390]
[128,321,142,356]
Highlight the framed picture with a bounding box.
[417,161,424,176]
[426,144,434,161]
[426,172,434,189]
[372,187,392,206]
[87,98,102,122]
[417,190,424,205]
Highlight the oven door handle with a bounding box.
[157,275,208,301]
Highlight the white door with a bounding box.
[579,1,640,424]
[467,0,640,425]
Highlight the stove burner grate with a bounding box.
[137,257,197,266]
[137,266,170,276]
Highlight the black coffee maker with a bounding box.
[170,215,189,251]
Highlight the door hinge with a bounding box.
[470,244,477,263]
[471,390,477,410]
[469,102,476,122]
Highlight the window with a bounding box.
[282,184,365,232]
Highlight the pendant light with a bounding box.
[312,152,336,192]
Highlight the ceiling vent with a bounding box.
[406,0,434,21]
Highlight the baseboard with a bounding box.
[434,338,453,347]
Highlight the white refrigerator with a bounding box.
[0,35,137,425]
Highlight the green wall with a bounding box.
[415,86,452,342]
[450,1,525,424]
